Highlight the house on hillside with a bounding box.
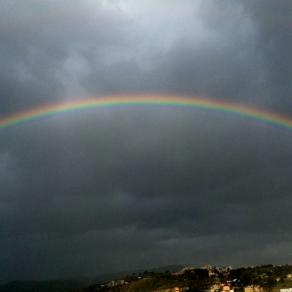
[280,289,292,292]
[244,285,264,292]
[221,283,234,292]
[208,283,221,292]
[155,287,189,292]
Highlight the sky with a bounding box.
[0,0,292,282]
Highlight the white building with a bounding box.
[280,289,292,292]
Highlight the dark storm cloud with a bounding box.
[1,110,292,281]
[0,0,292,282]
[242,0,292,111]
[0,0,129,113]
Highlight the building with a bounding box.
[208,283,221,292]
[244,285,264,292]
[155,287,189,292]
[203,265,219,277]
[220,284,234,292]
[280,289,292,292]
[107,279,126,287]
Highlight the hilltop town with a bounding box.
[81,264,292,292]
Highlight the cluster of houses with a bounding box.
[92,265,292,292]
[154,285,264,292]
[154,287,189,292]
[98,279,128,288]
[208,284,264,292]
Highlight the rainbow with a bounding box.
[1,94,292,131]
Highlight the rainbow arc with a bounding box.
[1,95,292,130]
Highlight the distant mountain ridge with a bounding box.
[0,279,87,292]
[0,265,184,292]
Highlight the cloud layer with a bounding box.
[0,0,292,281]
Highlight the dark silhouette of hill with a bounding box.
[0,279,87,292]
[0,265,184,292]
